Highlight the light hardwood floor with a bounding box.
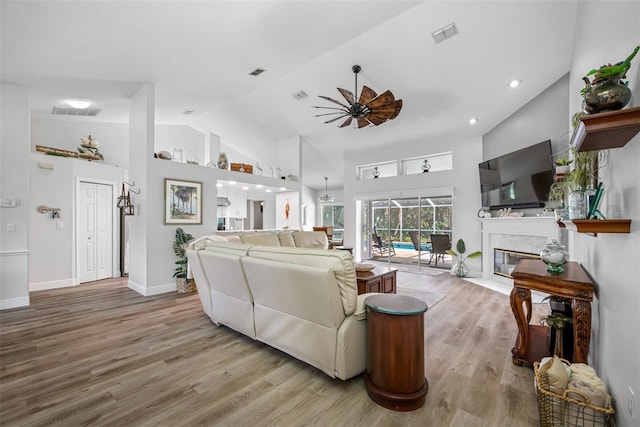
[0,272,543,426]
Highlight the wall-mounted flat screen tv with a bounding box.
[478,140,554,210]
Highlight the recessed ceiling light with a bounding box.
[509,79,521,88]
[216,183,223,187]
[469,117,478,125]
[280,187,287,191]
[242,186,249,190]
[228,181,236,185]
[265,189,272,193]
[256,184,263,188]
[66,99,91,109]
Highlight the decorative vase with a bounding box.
[172,146,184,163]
[453,261,468,278]
[582,75,632,114]
[540,239,569,273]
[568,188,587,220]
[217,152,228,170]
[186,150,199,165]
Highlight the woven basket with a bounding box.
[534,360,615,427]
[176,278,197,293]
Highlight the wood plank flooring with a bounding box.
[0,272,544,426]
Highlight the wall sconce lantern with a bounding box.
[372,166,380,179]
[421,159,431,173]
[117,182,139,216]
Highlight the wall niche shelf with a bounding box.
[571,106,640,152]
[561,219,631,236]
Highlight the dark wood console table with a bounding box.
[356,266,397,295]
[510,259,593,367]
[364,294,428,411]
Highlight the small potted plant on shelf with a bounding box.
[554,156,573,176]
[173,227,196,293]
[446,238,481,278]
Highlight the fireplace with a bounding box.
[479,217,562,285]
[494,248,540,278]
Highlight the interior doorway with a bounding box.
[246,200,264,230]
[77,181,114,283]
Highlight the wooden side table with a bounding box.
[356,266,397,295]
[510,259,593,367]
[364,294,429,411]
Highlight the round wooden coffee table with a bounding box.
[363,294,429,411]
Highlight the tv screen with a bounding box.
[479,140,554,210]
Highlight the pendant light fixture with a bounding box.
[319,177,335,202]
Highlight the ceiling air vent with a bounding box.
[249,68,265,76]
[52,106,102,116]
[432,22,458,44]
[292,90,308,101]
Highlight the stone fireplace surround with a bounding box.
[475,217,562,296]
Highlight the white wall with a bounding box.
[483,74,570,162]
[31,119,129,169]
[154,124,205,165]
[0,84,31,309]
[568,3,640,426]
[343,136,483,272]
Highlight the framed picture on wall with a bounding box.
[164,178,203,225]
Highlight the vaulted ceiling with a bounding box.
[1,1,579,190]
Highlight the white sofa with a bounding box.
[186,232,369,380]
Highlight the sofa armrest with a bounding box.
[353,293,382,320]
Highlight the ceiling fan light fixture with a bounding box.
[312,65,402,128]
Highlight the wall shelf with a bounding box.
[571,106,640,152]
[561,219,631,235]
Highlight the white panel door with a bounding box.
[78,182,113,283]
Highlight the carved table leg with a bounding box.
[572,299,592,363]
[510,286,532,365]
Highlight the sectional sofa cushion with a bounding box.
[239,233,281,246]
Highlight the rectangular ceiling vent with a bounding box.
[52,106,102,116]
[249,68,265,76]
[432,22,458,44]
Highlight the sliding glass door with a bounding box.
[360,195,453,268]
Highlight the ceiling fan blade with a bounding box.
[317,95,350,109]
[365,113,386,126]
[324,113,350,124]
[337,88,355,105]
[390,100,402,119]
[358,86,377,105]
[357,117,370,128]
[311,105,348,112]
[314,111,349,117]
[365,90,396,110]
[339,117,353,128]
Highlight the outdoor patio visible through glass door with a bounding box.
[365,196,452,269]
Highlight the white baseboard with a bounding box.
[0,296,30,310]
[29,278,77,291]
[128,279,176,296]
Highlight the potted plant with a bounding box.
[173,227,196,293]
[581,45,639,114]
[554,156,572,175]
[446,238,481,278]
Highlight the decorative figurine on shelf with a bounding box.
[372,166,380,178]
[78,135,103,160]
[217,152,228,170]
[581,45,638,114]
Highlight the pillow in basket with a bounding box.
[539,355,569,395]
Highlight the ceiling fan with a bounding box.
[312,65,402,128]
